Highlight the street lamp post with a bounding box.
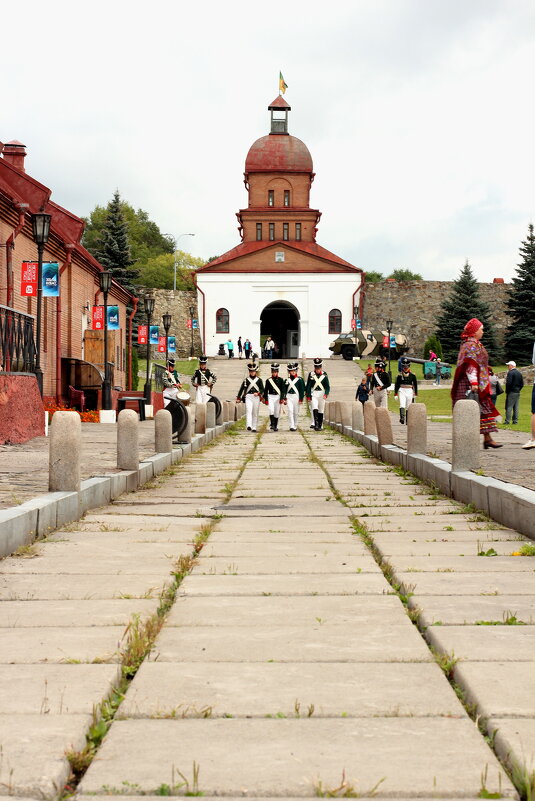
[189,306,195,358]
[173,233,195,291]
[386,318,393,380]
[31,213,52,396]
[144,296,155,403]
[162,312,172,367]
[99,271,113,410]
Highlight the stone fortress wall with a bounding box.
[140,289,202,358]
[361,280,512,358]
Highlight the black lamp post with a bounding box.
[189,306,195,358]
[386,318,393,380]
[162,312,172,367]
[31,212,52,396]
[144,296,155,402]
[99,271,112,410]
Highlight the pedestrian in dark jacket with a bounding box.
[504,360,524,424]
[356,376,370,406]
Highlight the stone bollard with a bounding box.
[407,402,427,454]
[215,400,224,425]
[206,402,216,429]
[117,409,139,471]
[155,409,173,453]
[452,399,480,472]
[323,401,330,425]
[49,411,81,492]
[353,401,364,432]
[179,408,193,444]
[224,401,232,423]
[375,406,394,446]
[340,402,352,430]
[363,401,377,435]
[195,403,207,434]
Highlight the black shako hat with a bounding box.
[270,363,280,371]
[199,355,208,363]
[247,363,258,371]
[313,358,322,368]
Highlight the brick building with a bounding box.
[196,97,363,358]
[0,140,135,441]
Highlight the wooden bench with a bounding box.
[117,396,146,421]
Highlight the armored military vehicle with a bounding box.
[329,329,409,361]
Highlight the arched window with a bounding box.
[328,308,342,334]
[216,308,229,333]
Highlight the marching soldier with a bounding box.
[162,358,183,407]
[263,363,286,431]
[394,357,418,424]
[283,362,305,431]
[370,359,391,408]
[236,363,264,432]
[191,355,217,404]
[305,358,330,430]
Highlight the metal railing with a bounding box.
[0,304,36,374]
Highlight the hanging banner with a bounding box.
[186,319,192,330]
[168,336,176,353]
[390,335,396,348]
[157,336,167,353]
[192,318,199,330]
[138,325,148,345]
[149,325,159,344]
[92,306,105,330]
[107,306,119,330]
[351,319,356,330]
[42,262,60,297]
[21,261,38,296]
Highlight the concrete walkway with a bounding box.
[1,414,534,798]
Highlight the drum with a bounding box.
[177,390,190,407]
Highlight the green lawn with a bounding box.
[137,358,196,379]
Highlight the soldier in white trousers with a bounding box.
[191,355,217,404]
[371,360,391,409]
[236,363,264,432]
[263,363,286,431]
[394,357,418,424]
[284,363,306,431]
[305,358,331,430]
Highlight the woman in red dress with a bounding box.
[451,318,502,449]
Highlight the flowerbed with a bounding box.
[44,402,99,423]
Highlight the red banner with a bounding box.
[157,336,167,353]
[186,319,192,329]
[138,325,148,345]
[351,318,356,330]
[21,261,38,296]
[92,306,104,330]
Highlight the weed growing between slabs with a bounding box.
[62,420,263,797]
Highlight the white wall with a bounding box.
[196,272,362,357]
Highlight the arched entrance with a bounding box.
[260,301,300,358]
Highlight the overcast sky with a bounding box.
[3,0,534,281]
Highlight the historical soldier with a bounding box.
[283,362,305,431]
[191,355,217,404]
[162,358,183,407]
[236,363,264,432]
[305,358,330,430]
[262,363,286,431]
[394,357,418,424]
[370,359,391,409]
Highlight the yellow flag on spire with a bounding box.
[279,72,288,94]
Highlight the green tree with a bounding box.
[503,223,535,364]
[435,261,501,364]
[365,271,383,283]
[423,335,443,360]
[137,251,206,290]
[89,191,138,294]
[388,268,423,281]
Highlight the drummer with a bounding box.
[162,358,183,408]
[192,355,217,404]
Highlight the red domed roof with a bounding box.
[245,134,313,173]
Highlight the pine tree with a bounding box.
[94,190,138,295]
[503,224,535,364]
[435,261,501,364]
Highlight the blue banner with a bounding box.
[149,325,159,345]
[42,262,60,297]
[107,306,119,330]
[390,335,396,348]
[168,336,176,353]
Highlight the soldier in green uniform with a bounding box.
[306,358,330,430]
[283,362,306,431]
[236,363,264,432]
[263,363,286,431]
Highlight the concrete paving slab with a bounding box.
[0,663,120,714]
[180,573,390,596]
[200,542,368,558]
[0,599,159,627]
[96,503,220,517]
[455,662,535,717]
[426,625,535,661]
[372,530,523,543]
[389,555,535,572]
[191,555,381,575]
[40,540,195,558]
[214,518,352,533]
[0,713,90,798]
[1,626,125,663]
[207,529,353,543]
[120,661,465,719]
[395,571,535,596]
[79,514,210,531]
[376,540,528,556]
[211,503,352,518]
[166,594,405,626]
[0,554,178,575]
[46,530,199,544]
[488,717,535,767]
[78,718,515,798]
[0,574,167,600]
[415,595,535,625]
[153,622,431,663]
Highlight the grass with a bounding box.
[138,358,196,379]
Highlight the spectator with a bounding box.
[237,337,243,359]
[433,358,442,386]
[244,339,251,359]
[504,360,524,425]
[226,338,235,358]
[356,375,370,406]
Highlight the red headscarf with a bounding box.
[461,318,483,340]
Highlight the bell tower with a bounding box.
[269,95,290,134]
